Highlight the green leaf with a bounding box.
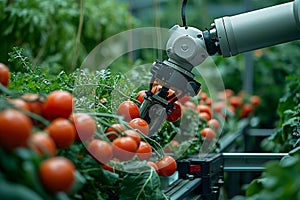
[0,179,43,200]
[119,165,167,200]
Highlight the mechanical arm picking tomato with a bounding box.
[140,0,300,134]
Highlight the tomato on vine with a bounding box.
[105,123,124,141]
[207,119,220,130]
[167,101,182,122]
[147,161,158,173]
[124,129,141,146]
[8,98,30,112]
[128,118,149,136]
[42,90,73,120]
[0,109,32,150]
[71,113,96,142]
[29,132,56,156]
[39,157,75,193]
[117,100,140,122]
[136,141,152,160]
[156,155,177,177]
[0,63,10,87]
[46,118,76,149]
[21,93,44,115]
[136,90,147,103]
[250,95,261,106]
[229,96,243,108]
[197,104,212,118]
[88,139,113,164]
[112,136,138,161]
[201,128,215,141]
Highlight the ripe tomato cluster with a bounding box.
[214,89,261,119]
[0,64,98,193]
[95,98,177,177]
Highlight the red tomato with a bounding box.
[21,93,44,115]
[229,96,243,108]
[117,100,139,122]
[167,102,182,122]
[46,118,76,149]
[147,161,158,173]
[88,139,113,164]
[136,141,152,160]
[42,90,73,120]
[0,63,9,87]
[128,118,149,136]
[250,95,261,106]
[199,112,211,121]
[206,97,212,106]
[197,105,212,117]
[105,123,124,141]
[201,128,215,141]
[0,109,32,150]
[29,132,56,156]
[136,90,147,103]
[39,157,75,193]
[8,98,30,112]
[213,101,225,113]
[112,137,138,161]
[71,113,96,142]
[199,92,207,101]
[240,103,253,118]
[207,119,220,130]
[156,155,177,177]
[124,129,141,146]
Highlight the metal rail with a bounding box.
[222,152,288,171]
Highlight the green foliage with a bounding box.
[261,75,300,152]
[0,0,137,72]
[0,148,72,200]
[119,167,167,200]
[233,150,300,200]
[7,47,75,94]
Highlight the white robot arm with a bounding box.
[140,0,300,133]
[166,0,300,68]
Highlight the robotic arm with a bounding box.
[167,0,300,68]
[140,0,300,134]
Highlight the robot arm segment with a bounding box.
[210,0,300,57]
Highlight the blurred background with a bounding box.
[0,0,299,129]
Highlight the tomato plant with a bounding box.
[0,109,32,150]
[39,156,75,193]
